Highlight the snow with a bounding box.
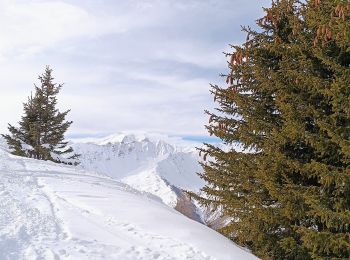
[71,133,205,208]
[0,139,258,260]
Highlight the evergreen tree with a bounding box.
[3,66,79,164]
[197,0,350,259]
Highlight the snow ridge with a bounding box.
[72,133,205,208]
[0,138,258,260]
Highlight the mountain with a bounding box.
[0,137,257,260]
[71,133,206,221]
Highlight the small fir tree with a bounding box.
[3,66,79,164]
[196,0,350,259]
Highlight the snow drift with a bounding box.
[0,138,257,260]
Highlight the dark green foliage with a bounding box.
[3,66,79,164]
[197,1,350,259]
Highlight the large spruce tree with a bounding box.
[3,66,79,164]
[198,0,350,259]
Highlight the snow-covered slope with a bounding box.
[72,133,205,210]
[0,140,257,260]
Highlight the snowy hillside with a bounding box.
[71,133,205,218]
[0,139,257,260]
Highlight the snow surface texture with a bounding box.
[0,138,257,260]
[72,133,205,208]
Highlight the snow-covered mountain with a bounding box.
[0,137,257,260]
[71,133,206,221]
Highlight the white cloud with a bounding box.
[0,0,270,137]
[0,1,89,58]
[0,0,153,59]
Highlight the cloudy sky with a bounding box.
[0,0,270,140]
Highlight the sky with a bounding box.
[0,0,271,140]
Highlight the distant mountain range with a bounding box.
[71,133,205,222]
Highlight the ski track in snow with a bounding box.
[0,164,205,260]
[0,148,258,260]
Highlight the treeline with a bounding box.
[197,0,350,259]
[2,66,79,164]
